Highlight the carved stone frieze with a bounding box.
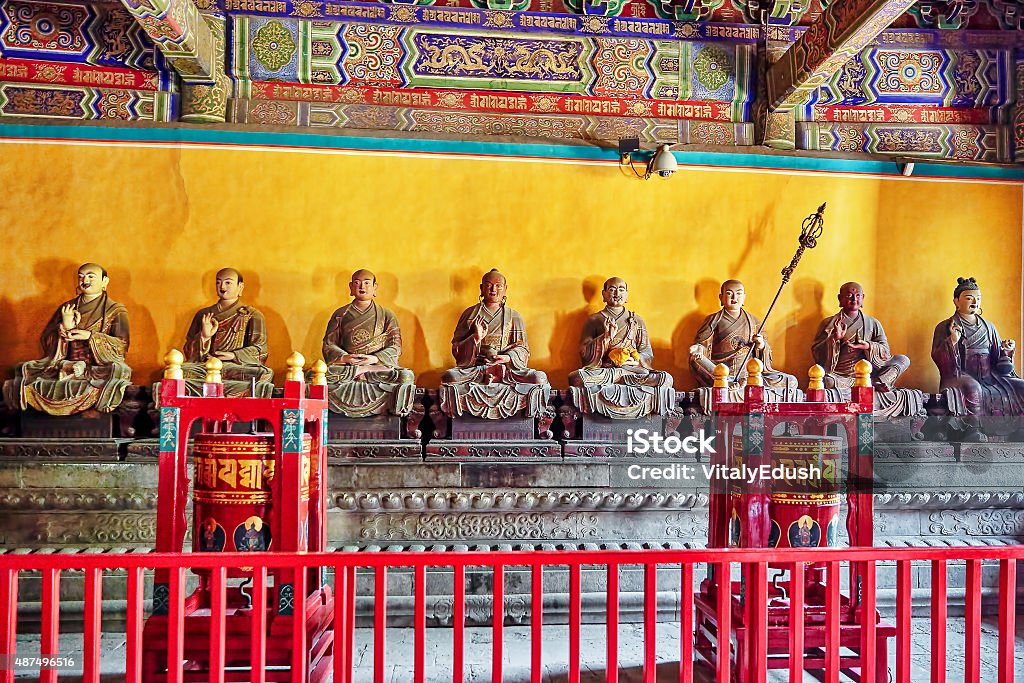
[327,443,423,460]
[0,439,127,461]
[927,509,1024,536]
[358,511,599,541]
[0,490,157,511]
[334,490,709,512]
[875,491,1024,509]
[425,443,560,459]
[24,513,158,545]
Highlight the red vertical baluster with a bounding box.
[789,562,805,683]
[374,565,387,683]
[493,564,504,683]
[209,566,227,683]
[531,564,543,683]
[825,561,840,683]
[998,558,1016,683]
[345,566,357,675]
[251,565,268,683]
[860,559,876,683]
[40,568,59,683]
[749,562,768,683]
[715,562,730,683]
[83,568,102,683]
[679,563,693,683]
[167,566,184,683]
[0,568,15,683]
[964,559,982,683]
[290,565,308,683]
[125,566,143,683]
[570,563,581,683]
[931,560,947,683]
[607,563,618,683]
[453,564,464,683]
[644,563,657,683]
[334,564,351,683]
[896,560,912,683]
[415,565,426,683]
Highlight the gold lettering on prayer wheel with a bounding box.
[192,432,313,575]
[728,435,841,549]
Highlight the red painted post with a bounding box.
[532,564,543,683]
[83,568,102,683]
[896,560,912,683]
[453,564,465,683]
[570,563,581,683]
[40,568,59,683]
[125,566,142,683]
[998,559,1016,683]
[290,566,309,683]
[334,563,351,683]
[860,559,876,683]
[374,565,387,683]
[715,562,730,683]
[493,564,504,683]
[251,566,268,683]
[679,563,693,683]
[415,565,426,683]
[209,566,227,683]
[644,563,657,683]
[607,563,619,683]
[964,559,982,683]
[0,569,15,683]
[748,562,768,683]
[167,566,185,683]
[931,560,947,683]
[789,562,805,683]
[825,561,840,683]
[345,566,357,675]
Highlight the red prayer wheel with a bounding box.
[729,435,842,549]
[192,432,312,573]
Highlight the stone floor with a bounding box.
[8,616,1024,682]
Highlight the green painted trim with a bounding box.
[0,121,1021,181]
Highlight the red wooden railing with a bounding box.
[0,546,1021,683]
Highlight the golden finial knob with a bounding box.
[854,359,873,388]
[712,363,730,389]
[286,352,306,382]
[163,349,184,380]
[746,357,764,387]
[204,357,223,384]
[808,364,825,391]
[312,360,327,386]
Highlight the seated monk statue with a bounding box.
[3,262,131,415]
[932,277,1024,434]
[689,279,799,400]
[180,268,273,398]
[812,282,910,391]
[322,269,415,418]
[568,277,674,418]
[439,269,550,419]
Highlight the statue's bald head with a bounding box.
[350,268,378,303]
[838,282,864,314]
[480,269,507,305]
[77,263,108,298]
[719,279,745,313]
[215,268,244,304]
[602,277,629,307]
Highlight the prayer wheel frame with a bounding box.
[696,359,895,682]
[142,352,333,681]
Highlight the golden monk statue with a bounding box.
[322,269,415,418]
[180,268,273,398]
[689,279,799,399]
[931,277,1024,429]
[439,269,550,419]
[812,282,910,391]
[568,277,673,418]
[3,263,131,415]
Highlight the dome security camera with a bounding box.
[651,144,678,178]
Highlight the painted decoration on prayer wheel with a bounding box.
[192,432,312,570]
[730,434,841,549]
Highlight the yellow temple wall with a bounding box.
[0,142,1020,391]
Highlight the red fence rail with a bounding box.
[0,546,1021,683]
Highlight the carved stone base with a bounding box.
[425,441,561,460]
[328,414,405,441]
[327,440,422,461]
[580,414,663,441]
[563,442,633,458]
[21,410,117,439]
[450,416,536,440]
[0,438,128,462]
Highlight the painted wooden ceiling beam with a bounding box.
[117,0,217,82]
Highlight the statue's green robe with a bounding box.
[181,301,273,398]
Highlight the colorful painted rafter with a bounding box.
[118,0,217,81]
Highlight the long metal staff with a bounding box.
[738,202,827,371]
